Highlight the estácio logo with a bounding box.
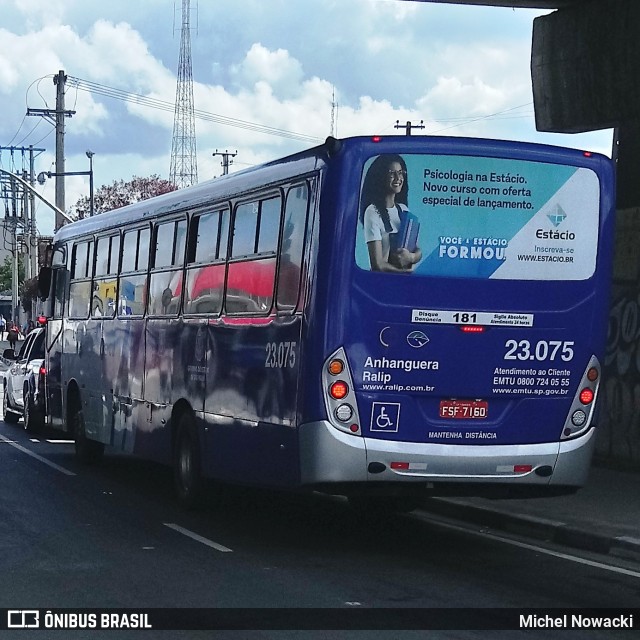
[536,228,576,241]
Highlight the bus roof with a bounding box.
[53,139,332,243]
[53,134,610,243]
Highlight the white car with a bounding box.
[2,328,45,431]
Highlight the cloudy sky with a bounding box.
[1,0,613,235]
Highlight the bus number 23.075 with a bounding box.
[504,340,574,362]
[265,341,297,368]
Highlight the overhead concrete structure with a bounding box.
[418,1,584,7]
[413,0,640,468]
[413,1,640,135]
[530,2,640,134]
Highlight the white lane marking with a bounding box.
[0,433,76,476]
[163,522,233,553]
[413,512,640,579]
[487,531,640,579]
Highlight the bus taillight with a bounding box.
[335,403,353,422]
[562,355,601,440]
[328,359,344,375]
[579,388,594,405]
[322,347,362,436]
[570,411,587,428]
[330,381,348,400]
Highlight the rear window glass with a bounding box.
[355,153,600,281]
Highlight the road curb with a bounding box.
[610,536,640,563]
[422,497,640,561]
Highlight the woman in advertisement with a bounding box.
[359,154,422,272]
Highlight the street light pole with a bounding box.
[37,168,94,220]
[86,150,94,217]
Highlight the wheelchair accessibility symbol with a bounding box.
[370,402,400,433]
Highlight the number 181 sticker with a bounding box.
[412,309,534,327]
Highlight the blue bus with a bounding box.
[37,135,615,509]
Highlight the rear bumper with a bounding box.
[298,421,595,489]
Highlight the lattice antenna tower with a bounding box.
[169,0,198,188]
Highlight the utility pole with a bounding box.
[1,169,71,223]
[29,146,37,280]
[0,147,45,256]
[0,171,26,323]
[394,120,425,136]
[27,69,76,231]
[213,149,237,176]
[54,70,66,224]
[0,145,45,320]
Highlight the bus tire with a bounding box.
[174,413,203,509]
[71,402,104,464]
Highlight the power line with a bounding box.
[17,74,533,155]
[67,76,532,143]
[427,103,534,134]
[67,76,321,144]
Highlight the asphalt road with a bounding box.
[1,418,638,639]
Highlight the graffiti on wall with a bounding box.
[600,285,640,465]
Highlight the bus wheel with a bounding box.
[174,413,203,509]
[71,404,104,464]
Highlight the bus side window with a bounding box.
[226,195,281,315]
[184,209,228,315]
[148,218,187,317]
[68,239,94,319]
[231,202,258,258]
[257,196,281,254]
[53,269,69,319]
[52,244,69,319]
[92,234,120,318]
[277,183,309,312]
[118,227,150,317]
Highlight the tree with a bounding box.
[71,175,178,218]
[0,255,35,317]
[21,276,39,313]
[0,255,25,295]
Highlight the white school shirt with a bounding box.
[362,204,406,262]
